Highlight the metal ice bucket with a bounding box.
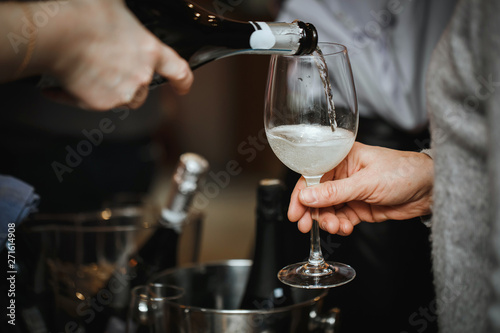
[20,203,203,332]
[150,260,339,333]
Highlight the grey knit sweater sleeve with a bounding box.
[484,0,500,329]
[426,0,499,332]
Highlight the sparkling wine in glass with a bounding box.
[264,42,358,289]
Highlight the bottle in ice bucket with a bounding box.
[125,0,318,86]
[240,179,294,310]
[132,152,209,284]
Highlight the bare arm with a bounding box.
[0,0,193,110]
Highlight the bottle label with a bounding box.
[249,22,276,50]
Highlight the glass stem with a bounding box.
[304,176,326,268]
[308,208,326,267]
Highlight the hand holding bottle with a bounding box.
[0,0,193,110]
[288,143,434,235]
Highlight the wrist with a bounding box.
[0,2,39,80]
[6,1,72,79]
[27,1,74,76]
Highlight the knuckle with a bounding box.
[136,69,153,86]
[322,182,338,201]
[172,60,191,81]
[326,220,339,234]
[81,91,113,111]
[142,37,161,56]
[90,99,113,111]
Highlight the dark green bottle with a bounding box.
[239,179,295,310]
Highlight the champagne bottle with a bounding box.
[239,179,294,310]
[125,0,318,87]
[133,153,209,283]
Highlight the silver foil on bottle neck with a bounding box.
[162,153,209,228]
[174,153,210,195]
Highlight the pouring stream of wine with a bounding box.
[314,46,337,131]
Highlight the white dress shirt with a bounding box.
[278,0,457,131]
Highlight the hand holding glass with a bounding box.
[264,43,358,288]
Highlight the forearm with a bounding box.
[0,0,193,110]
[0,1,77,83]
[0,2,30,81]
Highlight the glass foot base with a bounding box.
[278,261,355,289]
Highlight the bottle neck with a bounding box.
[160,153,208,231]
[125,0,318,86]
[250,21,317,55]
[249,22,305,54]
[188,21,317,69]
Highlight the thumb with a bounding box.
[299,175,367,207]
[155,44,193,95]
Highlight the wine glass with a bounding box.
[264,42,358,289]
[126,283,184,332]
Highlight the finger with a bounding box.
[54,75,136,111]
[122,84,149,109]
[337,216,355,236]
[318,207,341,234]
[156,45,193,95]
[335,205,362,235]
[321,169,335,182]
[288,176,308,222]
[297,210,313,233]
[41,88,85,109]
[298,173,368,208]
